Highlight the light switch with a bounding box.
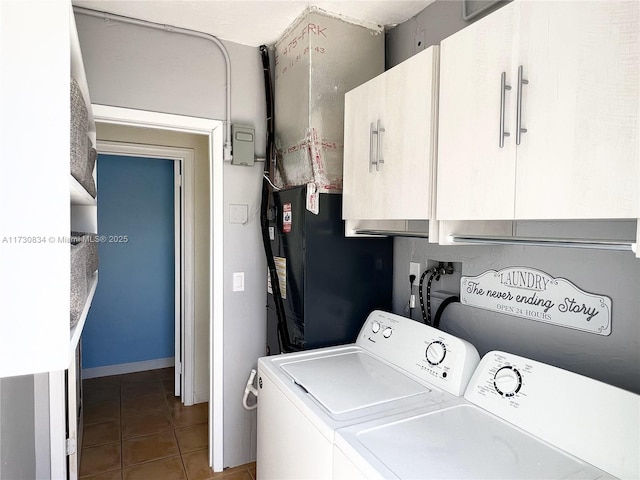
[233,272,245,292]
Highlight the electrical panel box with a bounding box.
[231,124,255,166]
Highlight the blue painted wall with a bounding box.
[83,155,175,368]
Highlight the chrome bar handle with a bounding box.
[376,119,385,171]
[369,122,376,172]
[516,65,529,145]
[499,71,511,148]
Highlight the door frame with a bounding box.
[92,105,225,471]
[96,141,195,405]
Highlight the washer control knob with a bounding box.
[371,321,381,334]
[493,366,522,397]
[382,327,393,338]
[426,341,446,365]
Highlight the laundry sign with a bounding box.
[461,267,612,336]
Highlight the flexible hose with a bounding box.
[418,270,437,324]
[259,46,297,353]
[433,296,460,330]
[242,369,258,411]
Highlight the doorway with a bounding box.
[94,143,196,405]
[83,153,176,373]
[91,105,224,471]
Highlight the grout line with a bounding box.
[83,368,235,480]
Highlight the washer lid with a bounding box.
[356,404,612,479]
[280,351,430,415]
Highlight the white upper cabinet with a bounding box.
[437,5,517,220]
[343,73,386,219]
[343,46,439,221]
[515,1,639,219]
[437,1,639,221]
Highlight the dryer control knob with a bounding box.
[371,321,381,334]
[382,327,393,338]
[493,366,522,397]
[426,341,446,365]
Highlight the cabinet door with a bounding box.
[343,75,386,219]
[377,46,438,220]
[0,1,71,377]
[515,1,639,219]
[437,3,518,220]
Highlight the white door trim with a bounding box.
[96,141,196,406]
[92,104,224,472]
[174,160,183,399]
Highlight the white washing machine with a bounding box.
[333,350,640,480]
[256,310,481,480]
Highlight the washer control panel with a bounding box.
[426,340,446,366]
[357,310,480,396]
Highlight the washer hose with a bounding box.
[418,270,437,325]
[433,296,460,330]
[242,369,258,411]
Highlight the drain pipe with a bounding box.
[73,6,233,161]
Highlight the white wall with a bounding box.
[393,237,640,394]
[75,13,267,467]
[0,375,36,479]
[387,1,640,395]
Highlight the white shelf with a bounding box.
[70,5,96,145]
[70,271,98,357]
[70,175,96,206]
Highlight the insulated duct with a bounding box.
[272,8,384,192]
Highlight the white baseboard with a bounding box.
[82,357,174,379]
[194,389,210,404]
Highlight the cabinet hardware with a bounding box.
[449,234,635,252]
[516,65,529,145]
[369,122,377,172]
[376,119,385,171]
[354,229,430,239]
[499,71,511,148]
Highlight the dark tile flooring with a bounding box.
[80,367,256,480]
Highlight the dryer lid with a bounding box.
[280,351,431,415]
[354,404,613,479]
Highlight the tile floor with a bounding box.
[80,367,256,480]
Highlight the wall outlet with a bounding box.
[409,262,421,285]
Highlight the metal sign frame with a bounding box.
[461,267,612,335]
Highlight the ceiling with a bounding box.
[72,0,434,47]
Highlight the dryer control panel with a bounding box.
[356,310,480,396]
[465,351,640,480]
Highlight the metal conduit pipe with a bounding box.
[73,6,233,161]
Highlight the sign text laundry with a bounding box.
[460,267,611,335]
